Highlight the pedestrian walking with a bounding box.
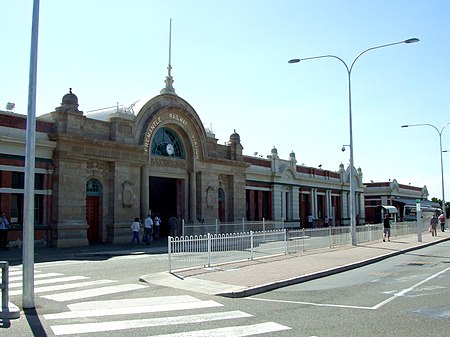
[430,214,438,237]
[307,213,314,228]
[383,214,391,242]
[168,215,179,238]
[143,214,153,245]
[0,211,10,250]
[131,217,141,244]
[438,213,446,232]
[153,214,161,239]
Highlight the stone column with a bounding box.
[341,191,349,225]
[140,165,149,220]
[358,192,366,223]
[311,188,317,218]
[325,190,331,218]
[51,159,89,247]
[292,186,300,221]
[272,184,283,221]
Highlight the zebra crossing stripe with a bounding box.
[9,270,40,276]
[9,279,117,296]
[9,272,64,282]
[50,311,252,336]
[150,322,292,336]
[68,295,201,311]
[9,276,89,288]
[41,284,148,302]
[44,299,223,320]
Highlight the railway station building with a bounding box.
[0,78,427,248]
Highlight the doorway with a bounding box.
[149,177,183,237]
[86,179,102,244]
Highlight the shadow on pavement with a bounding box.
[0,317,11,329]
[4,240,169,267]
[24,308,48,337]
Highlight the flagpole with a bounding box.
[23,0,40,309]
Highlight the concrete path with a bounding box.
[140,231,450,298]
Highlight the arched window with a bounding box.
[151,127,185,158]
[86,179,102,196]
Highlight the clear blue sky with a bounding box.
[1,0,450,200]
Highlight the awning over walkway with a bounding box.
[381,205,398,214]
[392,198,440,208]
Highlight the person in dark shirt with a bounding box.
[383,214,391,242]
[0,212,10,250]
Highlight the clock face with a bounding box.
[166,143,174,156]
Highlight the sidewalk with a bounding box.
[0,239,168,266]
[140,231,450,298]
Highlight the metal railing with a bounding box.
[168,221,426,273]
[180,218,293,237]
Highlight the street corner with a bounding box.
[139,271,245,296]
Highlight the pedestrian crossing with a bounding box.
[9,266,291,336]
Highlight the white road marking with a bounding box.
[149,322,292,337]
[68,295,204,310]
[9,276,89,288]
[249,297,373,310]
[249,266,450,310]
[9,270,39,276]
[50,311,252,335]
[9,279,117,296]
[372,266,450,309]
[41,283,148,302]
[44,299,223,320]
[35,260,90,268]
[9,272,63,282]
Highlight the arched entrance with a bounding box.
[148,176,184,237]
[86,178,102,244]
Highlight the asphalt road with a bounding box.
[245,240,450,337]
[3,241,449,336]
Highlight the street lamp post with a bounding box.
[289,38,419,246]
[401,122,450,216]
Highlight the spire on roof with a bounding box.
[160,18,177,95]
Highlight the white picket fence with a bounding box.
[168,221,424,273]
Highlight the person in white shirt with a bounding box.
[307,213,314,228]
[130,217,141,244]
[143,215,153,245]
[153,214,161,239]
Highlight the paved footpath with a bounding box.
[141,231,450,298]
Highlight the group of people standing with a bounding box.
[383,212,447,241]
[429,213,446,237]
[130,213,161,245]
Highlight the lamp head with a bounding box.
[401,125,409,128]
[288,59,300,64]
[404,38,420,44]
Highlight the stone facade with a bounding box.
[36,90,248,247]
[2,88,430,248]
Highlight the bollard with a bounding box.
[0,261,20,319]
[1,261,9,309]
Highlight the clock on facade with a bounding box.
[166,143,174,156]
